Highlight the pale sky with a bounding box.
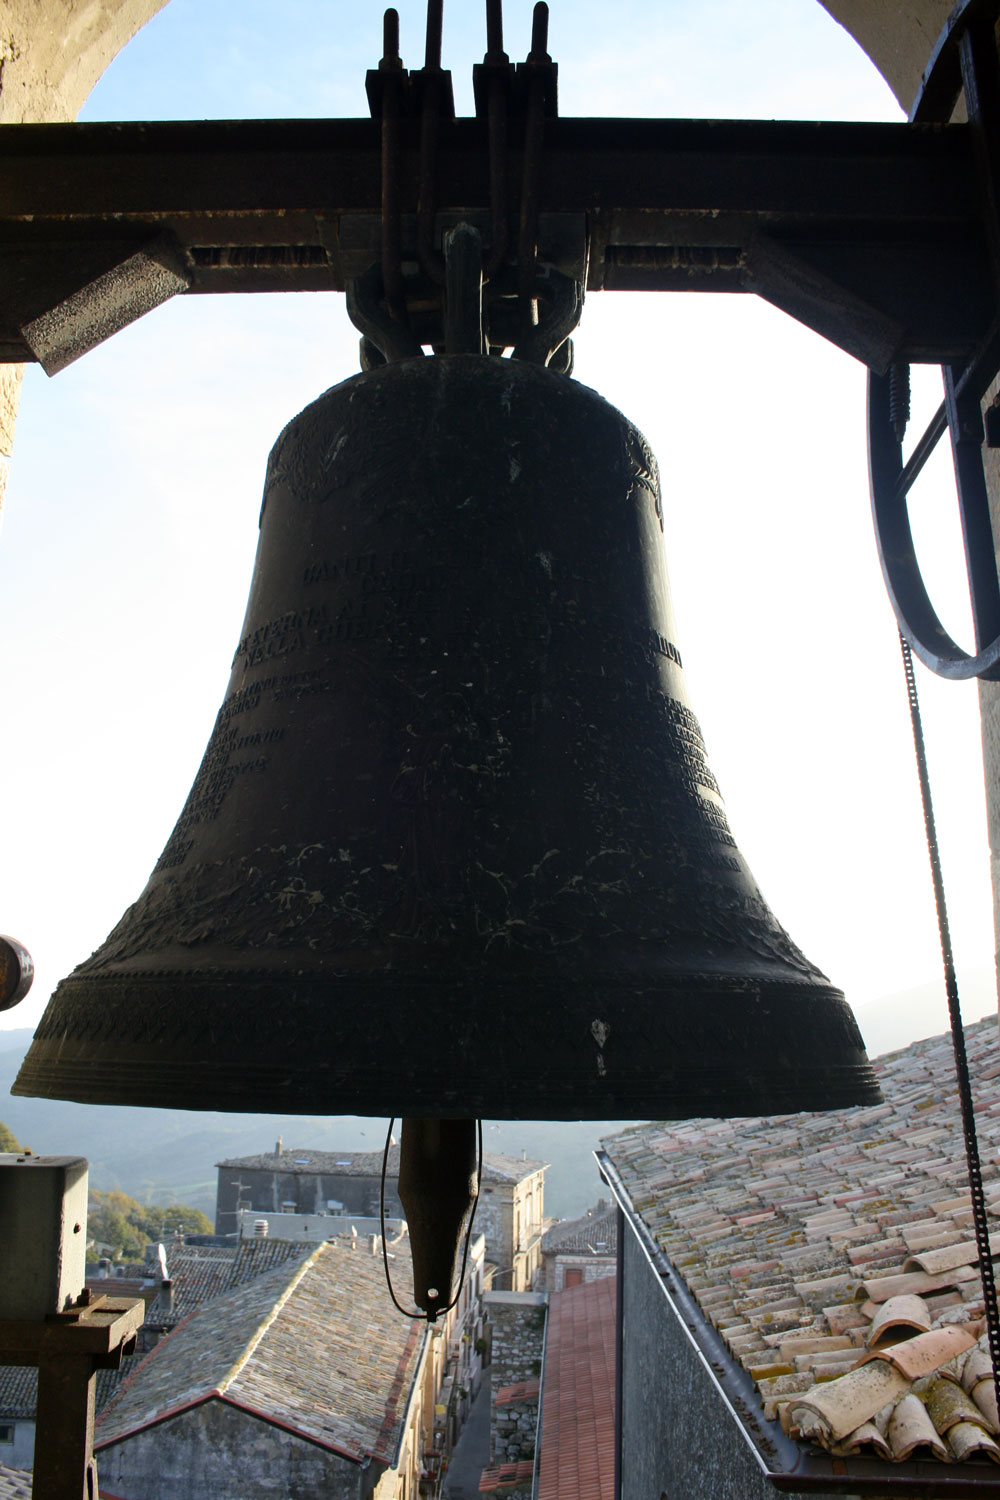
[0,0,994,1060]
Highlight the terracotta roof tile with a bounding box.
[479,1460,535,1491]
[603,1015,1000,1469]
[537,1277,615,1500]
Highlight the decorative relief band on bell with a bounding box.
[72,835,821,973]
[15,969,877,1117]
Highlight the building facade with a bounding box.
[215,1145,547,1292]
[539,1200,617,1293]
[96,1233,486,1500]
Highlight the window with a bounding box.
[564,1269,583,1288]
[0,1425,13,1444]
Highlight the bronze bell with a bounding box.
[15,355,878,1122]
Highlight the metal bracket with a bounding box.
[510,264,581,369]
[867,0,1000,680]
[346,1,578,368]
[0,1292,143,1500]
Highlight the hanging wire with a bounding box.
[898,630,1000,1418]
[379,1116,484,1322]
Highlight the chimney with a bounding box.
[254,1218,269,1238]
[161,1278,174,1314]
[275,1136,283,1156]
[145,1243,169,1281]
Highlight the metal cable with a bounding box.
[898,630,1000,1415]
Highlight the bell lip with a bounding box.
[14,966,880,1120]
[11,1046,883,1119]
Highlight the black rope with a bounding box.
[899,630,1000,1416]
[380,1117,484,1322]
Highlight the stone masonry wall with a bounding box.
[487,1297,546,1475]
[98,1398,364,1500]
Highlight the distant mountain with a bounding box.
[0,1038,624,1220]
[0,1028,34,1055]
[853,968,997,1059]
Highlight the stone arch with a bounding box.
[0,1,168,125]
[0,3,957,128]
[0,0,168,494]
[821,0,955,113]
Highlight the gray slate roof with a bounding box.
[0,1369,35,1421]
[217,1145,546,1183]
[145,1237,311,1329]
[603,1016,1000,1467]
[2,1237,319,1423]
[542,1203,617,1257]
[0,1468,30,1499]
[96,1239,427,1464]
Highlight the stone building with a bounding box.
[476,1155,548,1292]
[216,1144,547,1291]
[481,1289,548,1500]
[601,1018,1000,1499]
[0,1372,35,1473]
[539,1200,617,1293]
[0,1234,321,1474]
[96,1234,485,1500]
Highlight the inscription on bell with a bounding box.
[233,605,330,669]
[695,795,737,847]
[301,550,414,590]
[648,629,683,668]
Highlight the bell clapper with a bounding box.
[382,1117,482,1322]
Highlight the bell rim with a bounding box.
[15,967,881,1119]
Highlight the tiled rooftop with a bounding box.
[1,1352,139,1421]
[96,1238,427,1464]
[144,1245,237,1328]
[537,1277,616,1500]
[479,1459,535,1492]
[496,1380,540,1406]
[0,1468,30,1499]
[603,1016,1000,1466]
[2,1233,320,1426]
[217,1145,546,1183]
[145,1236,312,1328]
[0,1369,35,1422]
[541,1202,617,1257]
